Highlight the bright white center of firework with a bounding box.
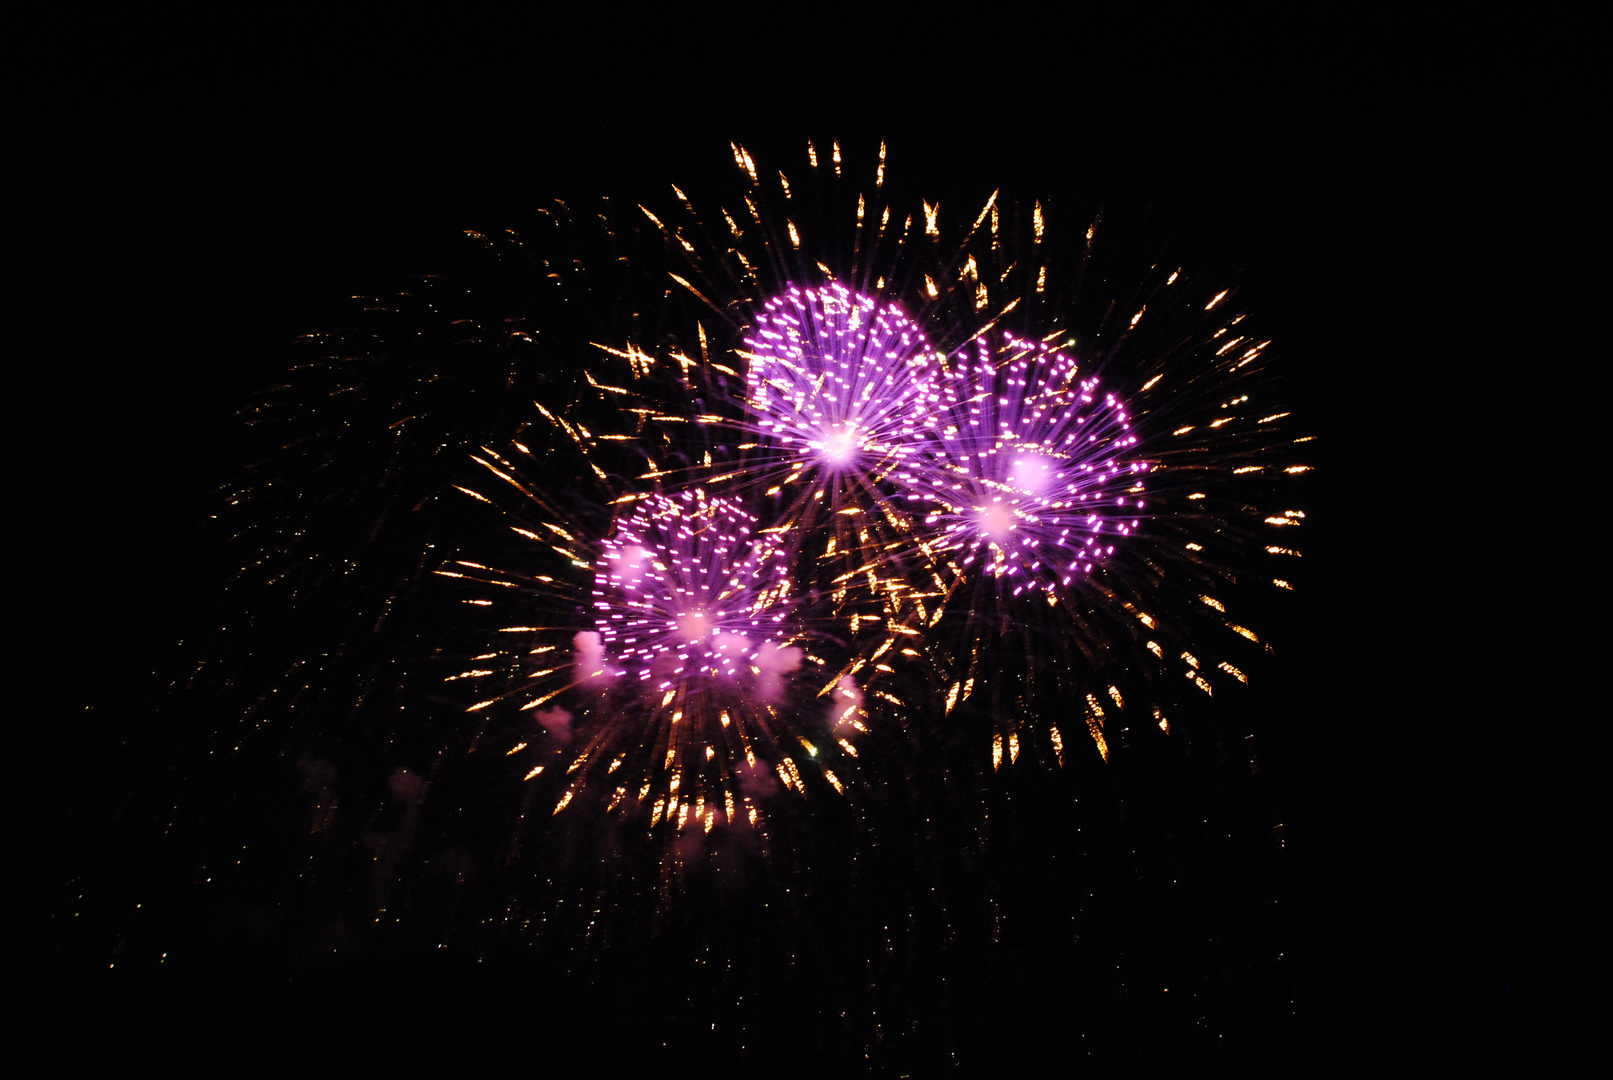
[977,501,1015,539]
[674,611,712,644]
[812,426,861,465]
[1006,455,1058,495]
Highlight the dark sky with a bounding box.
[20,11,1595,1072]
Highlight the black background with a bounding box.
[18,9,1597,1073]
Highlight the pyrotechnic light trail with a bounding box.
[70,137,1314,1080]
[208,139,1310,936]
[426,140,1313,818]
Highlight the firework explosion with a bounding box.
[414,141,1310,839]
[76,142,1305,1066]
[742,282,951,507]
[464,485,850,834]
[900,328,1143,597]
[48,137,1314,1074]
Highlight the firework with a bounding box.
[897,294,1304,767]
[207,137,1309,833]
[493,143,1307,781]
[440,439,876,844]
[567,487,830,829]
[900,329,1144,598]
[70,140,1309,1078]
[741,282,950,502]
[172,137,1308,949]
[590,489,793,687]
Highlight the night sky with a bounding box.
[19,11,1596,1073]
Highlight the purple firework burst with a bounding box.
[743,283,952,487]
[900,332,1145,598]
[520,487,841,826]
[592,488,796,691]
